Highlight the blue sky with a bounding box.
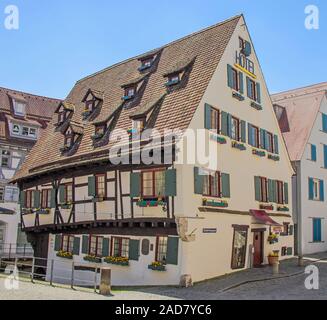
[0,0,325,99]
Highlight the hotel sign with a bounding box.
[234,39,256,79]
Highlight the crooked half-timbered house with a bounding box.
[12,15,295,286]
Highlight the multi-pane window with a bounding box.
[13,101,26,117]
[168,73,180,84]
[141,170,165,198]
[210,107,220,133]
[25,190,35,208]
[156,236,168,264]
[89,236,103,257]
[58,111,66,124]
[11,124,38,139]
[0,150,11,168]
[276,181,284,204]
[266,132,274,153]
[112,237,130,258]
[231,117,240,141]
[96,174,106,197]
[249,125,260,148]
[259,177,268,203]
[41,189,52,209]
[65,184,73,203]
[141,58,153,69]
[247,78,256,101]
[125,86,136,98]
[203,171,221,198]
[4,186,19,202]
[61,235,74,253]
[231,68,239,91]
[132,118,145,134]
[231,227,248,270]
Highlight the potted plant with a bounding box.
[268,252,280,266]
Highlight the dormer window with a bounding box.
[13,100,26,117]
[61,123,83,153]
[139,58,153,71]
[165,73,181,87]
[55,102,75,126]
[58,110,67,124]
[133,118,145,134]
[82,89,103,120]
[92,123,107,140]
[123,86,136,101]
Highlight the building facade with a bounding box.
[272,83,327,255]
[0,87,59,250]
[13,15,294,286]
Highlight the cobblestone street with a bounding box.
[1,254,326,300]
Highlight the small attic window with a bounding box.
[123,86,136,101]
[165,73,181,87]
[139,58,153,71]
[13,100,26,117]
[60,124,83,153]
[58,110,67,124]
[92,123,107,140]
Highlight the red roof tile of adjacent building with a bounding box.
[272,82,327,161]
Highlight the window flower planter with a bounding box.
[260,204,274,211]
[203,199,228,208]
[91,133,105,141]
[210,134,227,145]
[57,251,73,260]
[253,149,266,157]
[22,208,34,215]
[268,234,279,245]
[232,92,245,101]
[38,208,51,215]
[277,206,290,212]
[268,154,280,162]
[250,101,263,111]
[83,255,102,264]
[104,256,130,267]
[232,141,246,151]
[148,262,166,272]
[137,200,166,208]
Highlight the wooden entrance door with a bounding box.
[253,231,263,267]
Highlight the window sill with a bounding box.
[203,199,228,208]
[268,154,280,162]
[252,149,266,158]
[231,141,247,151]
[250,101,263,111]
[309,241,325,244]
[232,91,245,101]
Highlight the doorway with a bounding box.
[253,231,264,267]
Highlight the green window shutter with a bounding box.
[256,83,261,104]
[274,135,279,155]
[254,177,262,202]
[221,111,229,137]
[260,129,266,149]
[194,167,204,195]
[54,235,62,252]
[287,248,293,256]
[34,191,41,208]
[323,114,327,132]
[238,72,244,94]
[130,173,141,198]
[289,225,294,236]
[320,180,325,202]
[88,176,96,197]
[73,237,80,256]
[50,189,57,208]
[323,145,327,168]
[284,183,289,205]
[102,238,110,257]
[19,191,26,207]
[227,114,232,138]
[240,121,246,143]
[227,64,234,88]
[129,240,140,261]
[82,235,89,254]
[248,124,253,146]
[164,169,177,197]
[166,237,179,265]
[221,173,231,198]
[309,178,314,200]
[59,185,66,204]
[205,104,212,130]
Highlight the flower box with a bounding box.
[83,255,102,264]
[57,251,73,260]
[137,200,165,208]
[38,208,51,215]
[253,149,266,157]
[260,204,274,211]
[210,134,227,145]
[268,234,279,245]
[268,154,280,162]
[104,257,130,267]
[148,262,166,272]
[232,92,245,101]
[203,199,228,208]
[277,206,290,212]
[251,102,263,111]
[232,141,246,151]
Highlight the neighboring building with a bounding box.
[272,82,327,255]
[0,87,60,250]
[12,15,294,286]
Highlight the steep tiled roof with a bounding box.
[272,82,327,161]
[13,15,241,182]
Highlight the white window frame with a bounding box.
[313,178,320,201]
[0,150,11,168]
[13,100,26,117]
[4,186,19,203]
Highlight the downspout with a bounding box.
[294,161,303,266]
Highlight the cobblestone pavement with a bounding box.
[0,253,326,300]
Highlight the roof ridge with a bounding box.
[0,86,62,102]
[76,14,242,85]
[271,81,327,99]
